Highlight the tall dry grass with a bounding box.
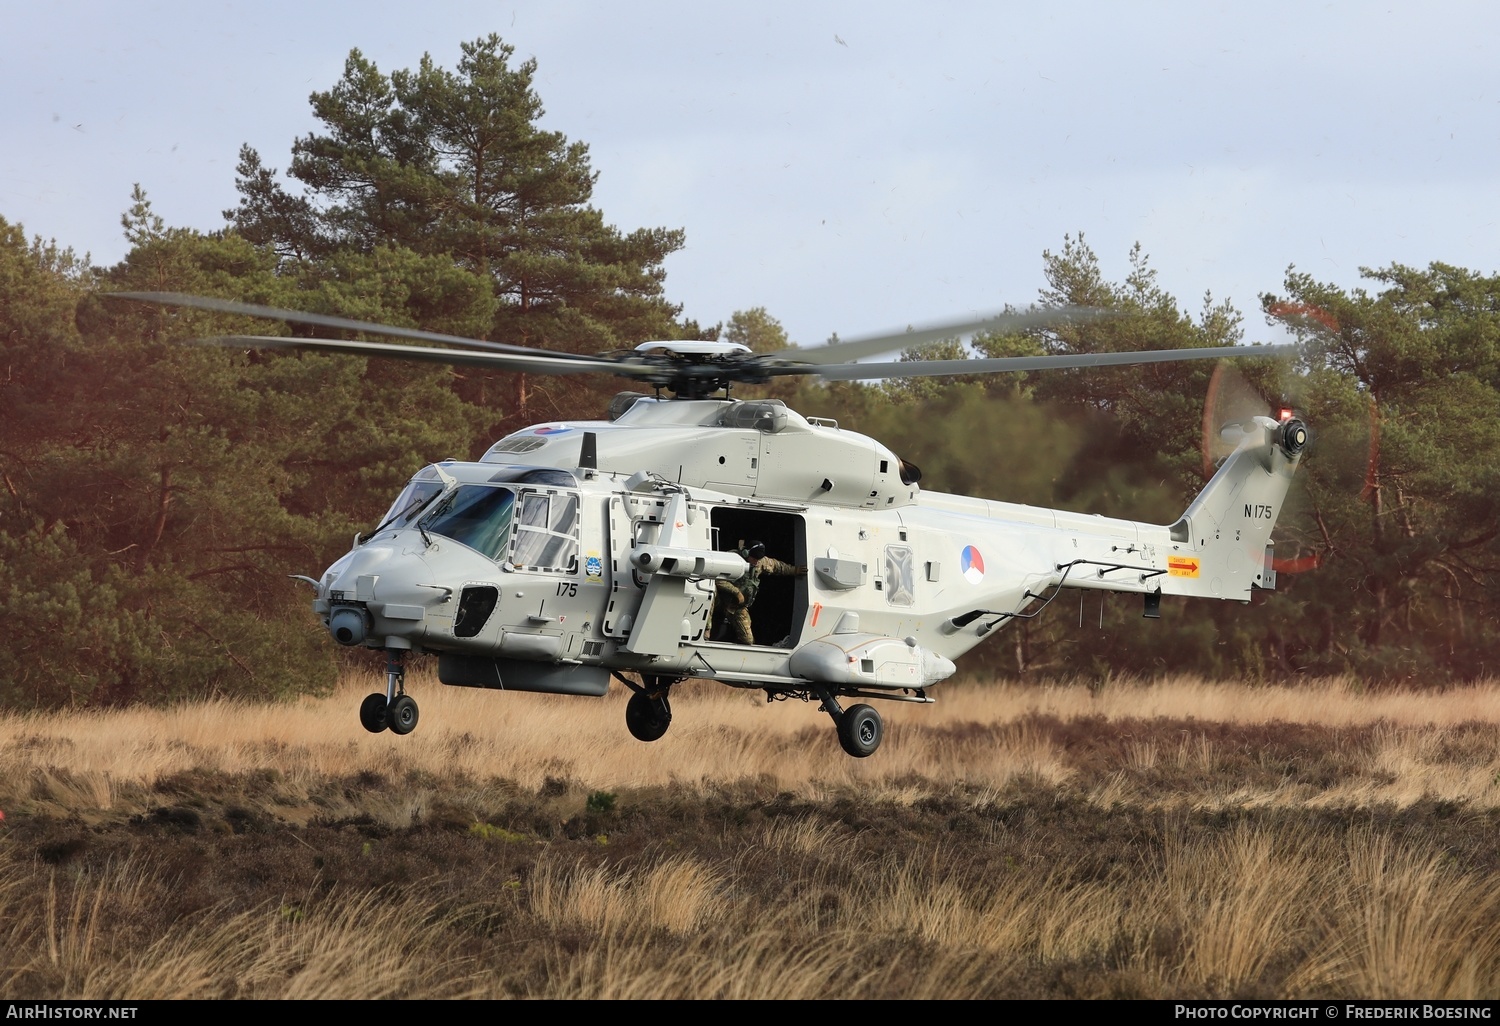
[4,672,1500,999]
[5,817,1499,999]
[4,671,1499,807]
[3,847,480,999]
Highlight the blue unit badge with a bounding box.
[585,554,604,579]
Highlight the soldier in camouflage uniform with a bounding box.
[714,540,807,645]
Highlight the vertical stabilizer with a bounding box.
[1163,416,1309,601]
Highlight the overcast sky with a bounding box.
[4,1,1497,350]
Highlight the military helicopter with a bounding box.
[116,292,1309,757]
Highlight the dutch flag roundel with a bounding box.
[961,545,985,584]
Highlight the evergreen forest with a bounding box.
[4,35,1499,709]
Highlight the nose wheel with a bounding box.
[359,692,389,733]
[359,650,419,735]
[387,694,419,735]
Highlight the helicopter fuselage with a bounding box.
[311,396,1306,718]
[113,290,1310,756]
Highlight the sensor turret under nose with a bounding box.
[329,605,368,646]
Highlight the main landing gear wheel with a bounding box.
[837,703,883,758]
[387,695,420,735]
[625,689,672,743]
[359,692,389,733]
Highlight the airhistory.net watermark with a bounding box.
[4,1007,138,1020]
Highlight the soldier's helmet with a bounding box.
[745,541,766,561]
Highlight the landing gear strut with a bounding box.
[360,649,420,735]
[814,686,884,758]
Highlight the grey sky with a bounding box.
[4,1,1496,350]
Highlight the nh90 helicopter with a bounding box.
[117,292,1309,757]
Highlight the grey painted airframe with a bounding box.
[118,293,1308,757]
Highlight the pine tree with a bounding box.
[227,35,692,434]
[1262,262,1500,677]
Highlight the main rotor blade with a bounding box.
[109,291,602,362]
[791,306,1116,366]
[790,342,1301,382]
[191,334,648,378]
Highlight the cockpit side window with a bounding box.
[421,485,516,560]
[511,490,580,571]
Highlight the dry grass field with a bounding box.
[3,671,1499,999]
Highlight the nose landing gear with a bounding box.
[360,649,420,735]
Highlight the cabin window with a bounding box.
[512,490,580,571]
[453,586,500,638]
[884,545,916,606]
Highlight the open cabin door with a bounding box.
[708,505,808,649]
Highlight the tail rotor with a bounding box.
[1200,357,1320,576]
